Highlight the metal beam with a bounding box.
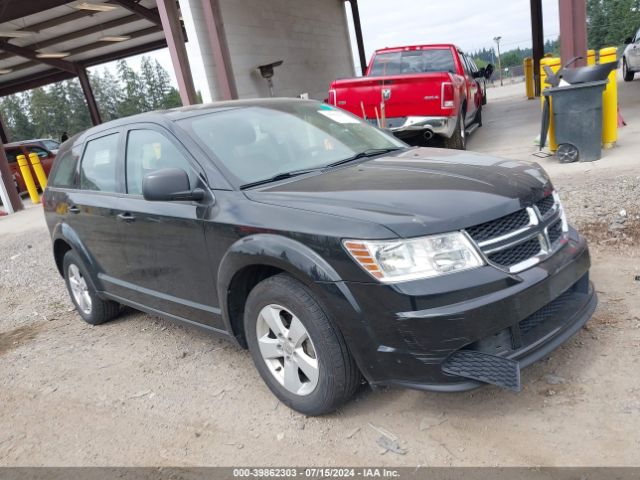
[530,0,544,96]
[348,0,367,76]
[2,27,163,75]
[0,14,146,63]
[559,0,587,67]
[110,0,162,25]
[0,41,78,74]
[0,0,69,24]
[0,112,8,144]
[200,0,237,100]
[157,0,197,105]
[0,39,169,97]
[77,67,102,126]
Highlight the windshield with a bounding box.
[369,49,456,75]
[179,102,405,186]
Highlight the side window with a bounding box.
[80,133,120,192]
[49,146,81,188]
[125,129,198,195]
[460,54,472,75]
[27,146,49,158]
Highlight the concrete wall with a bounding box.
[184,0,355,101]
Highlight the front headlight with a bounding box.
[343,232,485,283]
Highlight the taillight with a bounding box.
[441,82,454,109]
[328,89,337,106]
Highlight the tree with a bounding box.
[588,0,640,49]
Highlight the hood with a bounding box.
[244,148,552,238]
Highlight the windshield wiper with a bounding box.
[325,148,404,169]
[239,168,320,190]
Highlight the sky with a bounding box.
[91,0,561,91]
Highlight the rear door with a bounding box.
[66,129,130,286]
[113,124,220,327]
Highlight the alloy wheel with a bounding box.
[68,264,92,315]
[255,304,319,396]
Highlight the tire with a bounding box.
[444,111,466,150]
[475,104,483,127]
[244,274,360,416]
[623,58,635,82]
[63,250,120,325]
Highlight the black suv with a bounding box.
[43,99,596,415]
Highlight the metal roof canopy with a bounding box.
[0,0,198,213]
[0,0,167,99]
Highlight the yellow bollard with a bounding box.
[16,154,40,204]
[540,57,561,151]
[28,152,48,190]
[524,57,534,99]
[587,49,596,66]
[600,47,618,149]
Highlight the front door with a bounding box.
[113,125,222,329]
[630,28,640,69]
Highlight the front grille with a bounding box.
[487,237,542,267]
[535,195,555,217]
[466,209,530,243]
[464,193,563,273]
[548,220,563,245]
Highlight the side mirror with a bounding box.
[142,168,204,202]
[473,68,485,79]
[484,64,494,79]
[624,37,633,44]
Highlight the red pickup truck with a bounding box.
[328,44,493,149]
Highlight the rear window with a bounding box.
[49,146,81,188]
[369,49,456,76]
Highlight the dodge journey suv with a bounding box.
[43,99,596,415]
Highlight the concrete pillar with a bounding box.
[559,0,588,67]
[157,0,199,105]
[77,67,102,126]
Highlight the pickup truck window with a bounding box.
[369,49,456,76]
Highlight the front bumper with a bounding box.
[324,228,595,391]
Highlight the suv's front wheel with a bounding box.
[244,274,360,415]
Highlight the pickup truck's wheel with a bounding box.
[63,250,120,325]
[623,58,635,82]
[475,104,483,127]
[444,112,466,150]
[244,274,360,415]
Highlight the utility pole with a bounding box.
[493,36,503,86]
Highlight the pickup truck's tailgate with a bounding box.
[330,72,454,119]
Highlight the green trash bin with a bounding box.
[543,79,608,162]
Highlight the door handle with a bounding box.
[117,212,136,223]
[68,205,80,214]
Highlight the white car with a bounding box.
[623,27,640,82]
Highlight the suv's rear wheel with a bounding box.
[244,274,360,415]
[623,58,635,82]
[63,250,120,325]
